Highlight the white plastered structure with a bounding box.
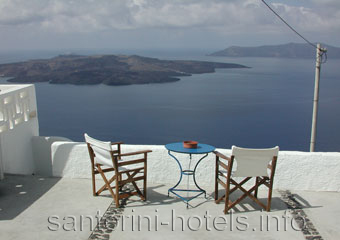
[37,141,340,192]
[0,84,39,179]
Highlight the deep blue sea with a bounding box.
[1,49,339,152]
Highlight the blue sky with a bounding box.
[0,0,339,51]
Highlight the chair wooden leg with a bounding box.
[224,180,231,214]
[91,167,97,196]
[143,176,147,201]
[223,196,229,214]
[115,174,120,208]
[144,154,147,201]
[97,165,116,201]
[97,175,116,195]
[215,156,219,201]
[267,183,273,212]
[254,177,259,198]
[118,174,124,191]
[215,181,219,201]
[126,172,145,201]
[267,156,277,212]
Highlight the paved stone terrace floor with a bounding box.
[0,175,339,240]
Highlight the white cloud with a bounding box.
[271,2,340,32]
[0,0,339,36]
[0,0,136,31]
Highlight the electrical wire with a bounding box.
[261,0,327,54]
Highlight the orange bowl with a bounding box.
[183,141,198,149]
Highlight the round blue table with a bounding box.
[165,142,215,208]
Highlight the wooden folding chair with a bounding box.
[85,133,152,207]
[214,146,279,214]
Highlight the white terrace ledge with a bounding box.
[32,137,340,192]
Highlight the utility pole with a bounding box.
[310,43,327,152]
[260,1,328,152]
[0,134,3,180]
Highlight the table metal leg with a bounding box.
[168,150,183,191]
[193,153,208,198]
[167,150,209,206]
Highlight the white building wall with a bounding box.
[0,84,39,176]
[47,142,340,192]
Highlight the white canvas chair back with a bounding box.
[84,133,114,167]
[231,146,279,177]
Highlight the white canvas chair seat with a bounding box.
[85,133,152,207]
[214,146,279,214]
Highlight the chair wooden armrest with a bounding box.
[118,150,152,157]
[117,150,152,167]
[111,141,124,145]
[214,151,232,161]
[118,158,146,167]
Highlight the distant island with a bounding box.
[0,54,248,85]
[209,43,340,59]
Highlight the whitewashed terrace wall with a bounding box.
[0,84,39,177]
[41,139,340,192]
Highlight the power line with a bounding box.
[261,0,319,50]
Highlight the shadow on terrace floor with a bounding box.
[104,184,322,213]
[0,174,60,220]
